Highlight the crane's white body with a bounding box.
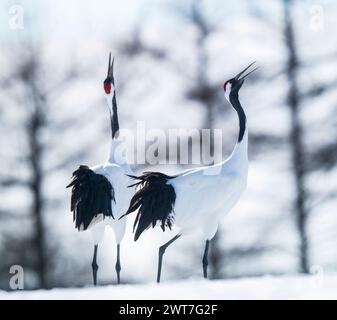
[171,133,248,240]
[170,89,248,241]
[87,92,134,245]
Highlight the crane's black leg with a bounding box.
[157,234,181,283]
[202,240,210,279]
[92,244,99,286]
[115,244,121,285]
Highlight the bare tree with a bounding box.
[24,50,48,287]
[0,48,50,288]
[282,0,337,273]
[0,45,86,289]
[282,0,309,273]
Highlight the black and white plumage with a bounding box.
[124,172,176,241]
[67,165,115,230]
[123,62,257,283]
[67,54,134,285]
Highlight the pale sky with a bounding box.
[1,0,160,43]
[2,0,333,46]
[0,0,260,44]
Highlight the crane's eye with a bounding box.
[104,80,111,94]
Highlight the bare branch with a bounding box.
[301,78,337,100]
[306,140,337,172]
[0,177,29,188]
[307,190,337,213]
[118,28,166,60]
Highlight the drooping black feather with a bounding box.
[66,165,115,230]
[121,172,176,241]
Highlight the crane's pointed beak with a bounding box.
[107,52,111,77]
[235,61,258,81]
[106,52,115,84]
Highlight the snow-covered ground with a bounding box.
[1,274,336,300]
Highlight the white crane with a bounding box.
[67,54,134,285]
[122,62,257,283]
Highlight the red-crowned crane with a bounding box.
[67,54,134,285]
[122,62,257,283]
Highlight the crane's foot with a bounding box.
[202,240,210,279]
[115,244,121,285]
[92,244,99,286]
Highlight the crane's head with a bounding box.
[224,61,257,100]
[103,52,114,95]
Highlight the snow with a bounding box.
[1,274,336,300]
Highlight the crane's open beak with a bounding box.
[107,52,115,85]
[235,61,258,81]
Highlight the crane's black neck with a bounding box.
[110,90,119,139]
[229,91,246,143]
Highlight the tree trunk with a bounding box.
[28,94,47,288]
[283,0,309,273]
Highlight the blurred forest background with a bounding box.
[0,0,337,290]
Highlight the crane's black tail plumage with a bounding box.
[121,172,176,241]
[66,165,115,230]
